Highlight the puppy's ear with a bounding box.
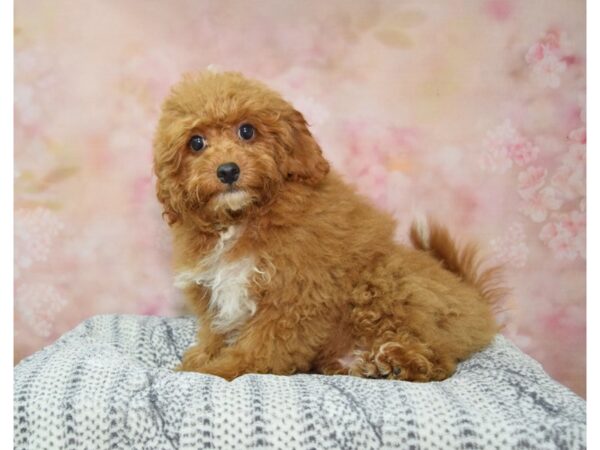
[155,175,183,226]
[281,110,329,185]
[153,117,188,225]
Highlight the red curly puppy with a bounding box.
[153,71,502,381]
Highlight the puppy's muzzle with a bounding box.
[216,162,240,185]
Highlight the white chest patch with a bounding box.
[174,226,257,336]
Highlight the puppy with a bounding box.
[153,71,502,381]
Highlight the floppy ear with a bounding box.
[153,115,188,225]
[281,110,330,185]
[154,158,186,226]
[154,173,184,226]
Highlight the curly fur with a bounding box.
[153,71,502,381]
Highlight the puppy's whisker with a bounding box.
[193,185,202,206]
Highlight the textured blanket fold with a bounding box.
[14,315,585,449]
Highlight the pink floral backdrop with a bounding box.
[14,0,586,396]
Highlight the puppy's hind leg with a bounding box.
[348,332,456,382]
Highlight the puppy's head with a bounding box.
[153,71,329,225]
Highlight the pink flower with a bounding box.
[525,29,563,65]
[539,211,585,260]
[517,166,547,199]
[540,28,563,50]
[508,140,540,166]
[520,187,563,222]
[482,120,538,172]
[547,231,579,260]
[532,51,566,88]
[525,43,545,64]
[561,210,585,235]
[525,29,569,88]
[525,31,561,64]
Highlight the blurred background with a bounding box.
[14,0,585,396]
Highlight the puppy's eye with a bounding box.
[238,123,255,141]
[188,135,206,152]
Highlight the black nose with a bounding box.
[216,162,240,185]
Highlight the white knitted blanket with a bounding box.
[14,315,585,449]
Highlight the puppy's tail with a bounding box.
[409,217,507,310]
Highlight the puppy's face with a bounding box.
[153,72,329,225]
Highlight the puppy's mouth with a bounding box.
[212,189,253,212]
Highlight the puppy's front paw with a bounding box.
[348,342,435,381]
[348,350,382,379]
